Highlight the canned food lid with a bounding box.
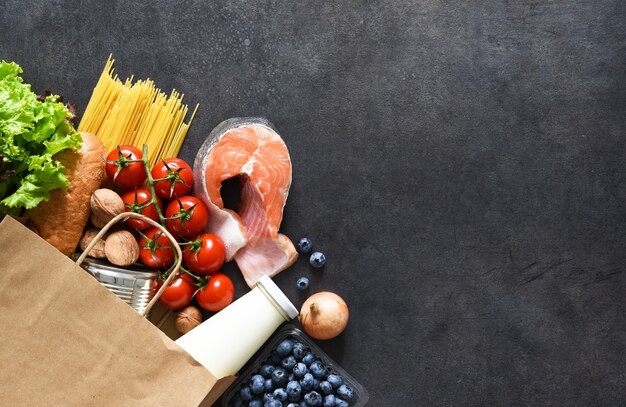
[256,275,299,320]
[76,256,158,278]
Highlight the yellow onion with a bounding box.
[299,292,349,340]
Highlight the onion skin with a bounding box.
[299,292,349,340]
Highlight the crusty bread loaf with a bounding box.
[26,132,106,256]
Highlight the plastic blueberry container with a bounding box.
[221,324,369,406]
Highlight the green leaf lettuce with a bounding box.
[0,61,82,215]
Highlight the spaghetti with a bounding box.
[78,55,198,166]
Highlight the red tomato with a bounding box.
[195,273,235,312]
[165,196,209,238]
[105,145,147,188]
[157,276,195,310]
[183,233,226,275]
[138,227,175,269]
[151,158,194,199]
[121,188,163,230]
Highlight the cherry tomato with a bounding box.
[165,196,209,238]
[138,227,175,269]
[121,188,163,230]
[183,233,226,275]
[195,273,235,312]
[151,158,194,200]
[105,145,147,188]
[157,276,195,310]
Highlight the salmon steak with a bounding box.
[193,118,298,286]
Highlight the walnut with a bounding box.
[104,230,139,266]
[175,305,203,334]
[90,188,125,229]
[79,228,107,258]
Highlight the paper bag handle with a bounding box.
[76,212,183,317]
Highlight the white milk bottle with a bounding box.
[175,275,298,378]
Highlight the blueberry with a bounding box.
[240,385,253,401]
[336,384,354,401]
[286,404,300,407]
[265,399,283,407]
[296,237,313,254]
[326,374,342,388]
[249,399,262,407]
[296,276,310,291]
[309,252,326,268]
[264,378,274,392]
[277,339,294,356]
[335,400,349,407]
[292,342,307,359]
[310,360,327,378]
[300,372,315,391]
[272,387,288,402]
[302,352,315,366]
[318,381,332,395]
[271,367,289,387]
[260,364,276,379]
[282,355,297,370]
[286,380,302,401]
[251,374,266,394]
[292,362,307,378]
[303,390,322,406]
[263,393,275,403]
[322,394,336,407]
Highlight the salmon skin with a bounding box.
[193,118,298,287]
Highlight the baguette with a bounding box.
[26,132,106,256]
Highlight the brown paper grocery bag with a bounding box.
[0,216,234,406]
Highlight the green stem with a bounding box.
[141,144,166,225]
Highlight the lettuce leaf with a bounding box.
[0,61,82,215]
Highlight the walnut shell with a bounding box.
[90,188,125,229]
[175,305,203,334]
[105,230,139,266]
[79,228,107,258]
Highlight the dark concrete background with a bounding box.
[2,1,625,405]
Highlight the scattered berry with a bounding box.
[287,404,300,407]
[319,381,332,395]
[300,372,315,391]
[296,237,313,254]
[277,339,294,356]
[265,399,282,407]
[303,390,322,406]
[309,252,326,268]
[335,399,349,407]
[251,374,265,394]
[240,385,253,401]
[327,374,342,388]
[293,362,307,378]
[260,364,275,379]
[264,378,274,392]
[271,367,289,387]
[273,388,288,402]
[336,384,354,401]
[296,276,310,291]
[286,380,302,400]
[310,360,327,378]
[282,355,297,370]
[322,394,336,407]
[292,342,307,359]
[302,352,315,366]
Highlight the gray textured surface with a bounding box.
[2,1,625,406]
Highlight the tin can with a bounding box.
[77,257,158,316]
